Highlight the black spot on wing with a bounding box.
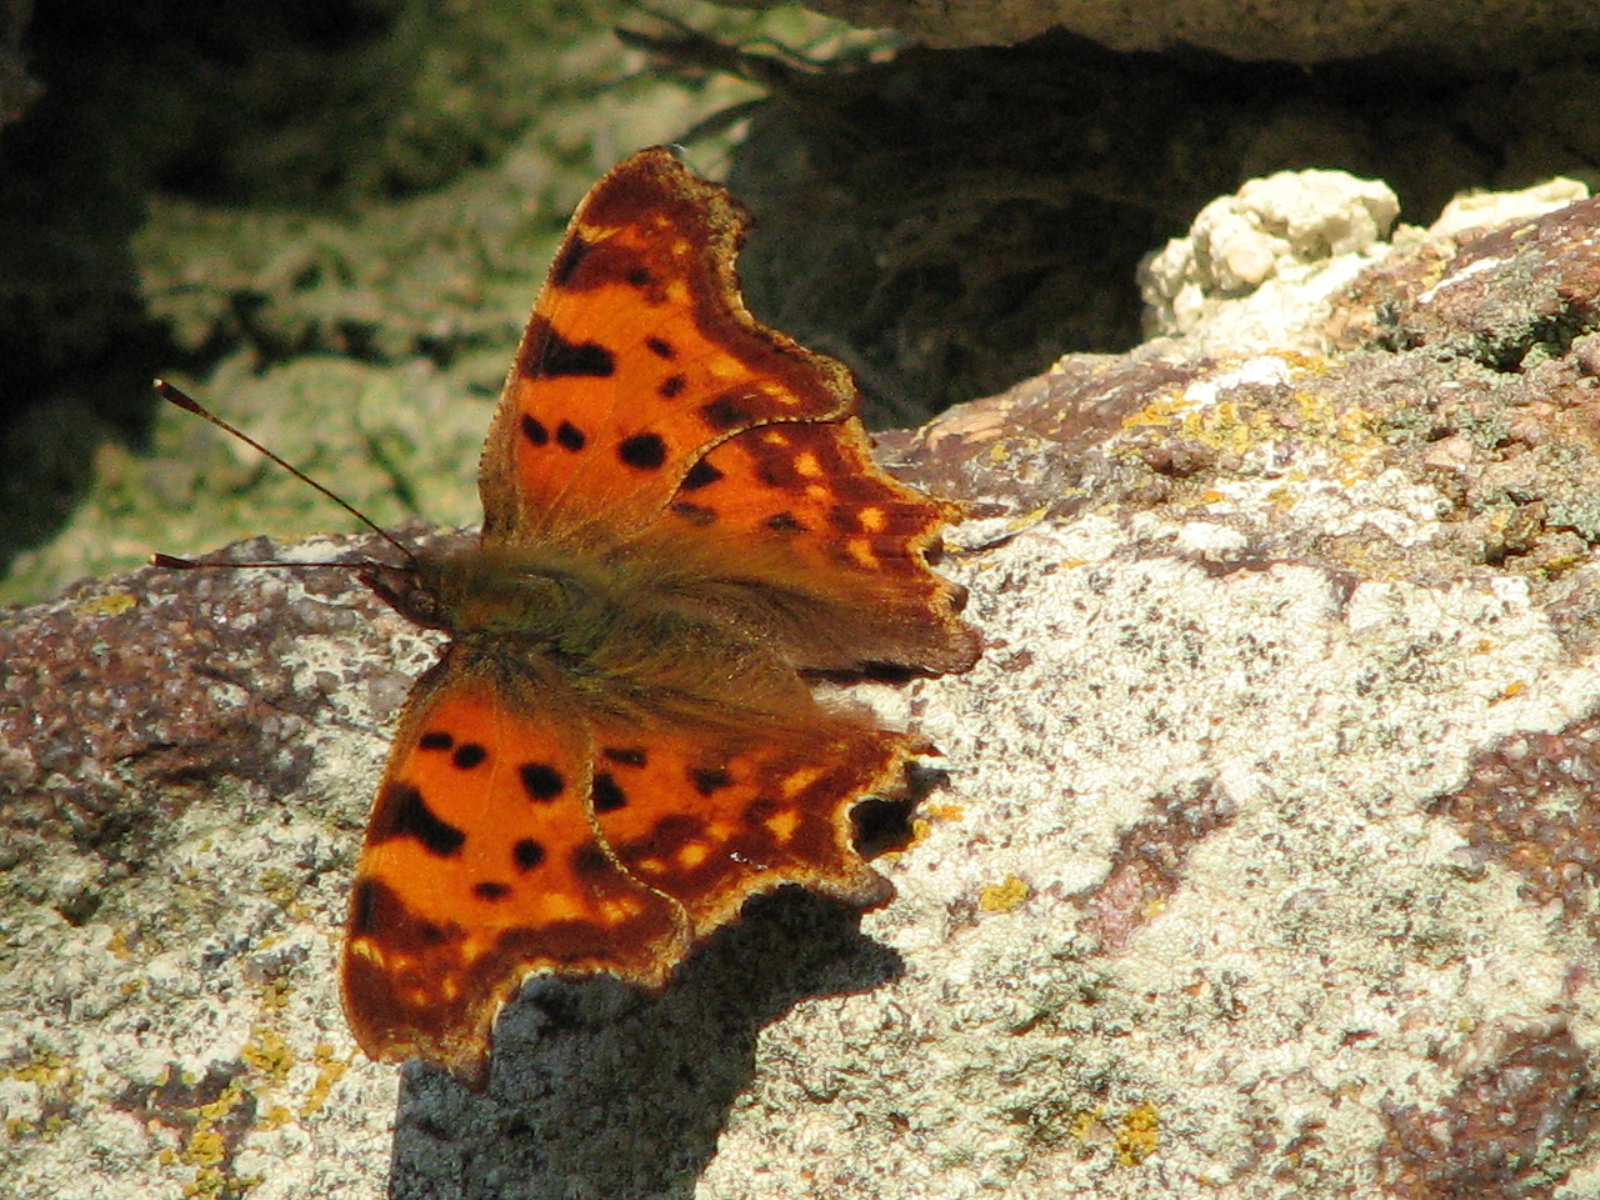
[658,374,687,400]
[671,502,716,526]
[603,746,648,768]
[680,459,723,491]
[514,839,545,871]
[522,415,550,447]
[593,772,628,813]
[619,432,668,470]
[551,235,593,287]
[765,511,806,533]
[691,767,733,796]
[452,743,487,770]
[537,328,616,378]
[520,764,565,802]
[646,337,675,359]
[372,782,465,858]
[473,881,512,901]
[556,421,587,452]
[419,731,454,751]
[701,393,754,431]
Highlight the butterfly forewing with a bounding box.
[478,147,858,548]
[342,661,687,1085]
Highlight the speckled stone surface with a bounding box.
[9,178,1600,1197]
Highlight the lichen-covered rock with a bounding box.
[1141,169,1597,350]
[9,177,1600,1197]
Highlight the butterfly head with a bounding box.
[359,559,453,632]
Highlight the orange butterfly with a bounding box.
[174,147,979,1090]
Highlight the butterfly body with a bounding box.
[339,148,978,1088]
[365,540,821,722]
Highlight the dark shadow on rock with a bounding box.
[386,887,905,1200]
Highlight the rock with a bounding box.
[1140,169,1401,341]
[733,0,1600,66]
[1426,178,1592,243]
[9,176,1600,1197]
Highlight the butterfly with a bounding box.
[173,147,978,1090]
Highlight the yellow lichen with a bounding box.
[4,1053,79,1141]
[299,1044,350,1119]
[184,1125,228,1168]
[259,869,301,908]
[1115,1103,1161,1166]
[257,1104,293,1131]
[78,592,138,617]
[166,1076,268,1199]
[105,926,137,959]
[11,1057,70,1086]
[1069,1106,1104,1142]
[257,976,293,1012]
[242,1027,295,1085]
[1496,679,1527,702]
[1121,393,1192,429]
[979,875,1032,913]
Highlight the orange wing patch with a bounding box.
[342,662,686,1086]
[661,419,980,673]
[587,716,908,938]
[479,148,859,549]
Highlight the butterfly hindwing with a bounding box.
[586,715,911,937]
[340,658,915,1085]
[656,419,980,674]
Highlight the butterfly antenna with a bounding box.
[154,379,419,568]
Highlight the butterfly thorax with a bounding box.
[363,548,620,655]
[363,544,818,725]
